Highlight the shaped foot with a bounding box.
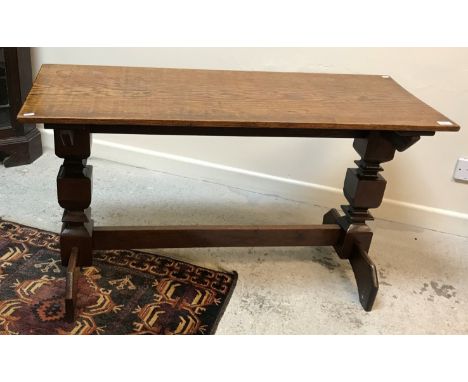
[65,247,80,322]
[349,243,379,311]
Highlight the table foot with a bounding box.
[349,243,379,311]
[65,247,80,322]
[323,208,378,310]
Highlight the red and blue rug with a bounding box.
[0,220,237,335]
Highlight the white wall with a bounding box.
[31,48,468,235]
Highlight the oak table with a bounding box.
[18,64,459,322]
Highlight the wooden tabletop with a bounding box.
[18,64,459,132]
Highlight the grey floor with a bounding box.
[1,151,467,334]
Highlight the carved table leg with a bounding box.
[53,126,93,321]
[323,132,420,311]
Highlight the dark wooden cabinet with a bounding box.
[0,47,42,167]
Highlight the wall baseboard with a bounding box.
[41,129,468,237]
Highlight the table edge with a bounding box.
[17,116,460,132]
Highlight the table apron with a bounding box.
[44,124,435,138]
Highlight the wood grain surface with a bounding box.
[18,64,459,132]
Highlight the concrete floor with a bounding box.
[1,151,468,334]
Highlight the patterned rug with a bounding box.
[0,220,237,335]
